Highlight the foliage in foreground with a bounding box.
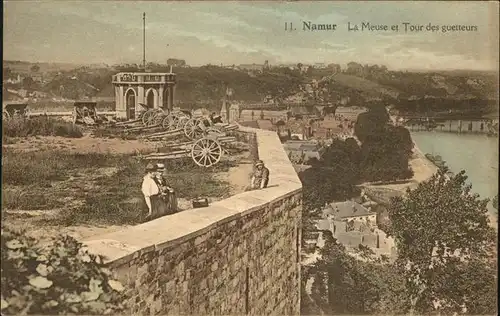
[3,117,83,138]
[309,232,408,315]
[304,169,498,315]
[387,169,497,315]
[1,226,128,315]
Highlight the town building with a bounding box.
[237,64,265,72]
[324,200,377,223]
[310,200,397,258]
[283,140,324,164]
[239,109,288,122]
[334,106,367,121]
[5,74,22,84]
[228,103,240,123]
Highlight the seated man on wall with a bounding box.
[247,160,270,191]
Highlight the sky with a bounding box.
[3,1,499,71]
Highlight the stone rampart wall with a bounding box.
[84,126,302,315]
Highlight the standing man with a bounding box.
[156,163,178,214]
[250,160,270,190]
[141,163,160,219]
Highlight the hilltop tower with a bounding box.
[111,12,177,119]
[112,70,176,119]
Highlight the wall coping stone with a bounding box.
[83,124,302,267]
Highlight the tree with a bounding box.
[493,194,498,210]
[22,77,36,90]
[386,170,497,315]
[354,105,414,182]
[166,59,186,67]
[311,231,408,315]
[3,67,13,80]
[354,104,390,143]
[30,64,40,73]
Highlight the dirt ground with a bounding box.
[3,134,253,242]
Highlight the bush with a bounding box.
[1,226,128,315]
[3,117,83,138]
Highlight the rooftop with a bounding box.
[315,219,331,231]
[323,201,374,219]
[283,141,320,152]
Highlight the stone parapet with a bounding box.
[83,124,302,315]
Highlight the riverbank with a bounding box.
[411,131,498,229]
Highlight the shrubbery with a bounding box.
[3,117,83,138]
[1,226,128,315]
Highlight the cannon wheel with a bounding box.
[162,113,180,131]
[205,127,223,135]
[191,137,222,167]
[184,117,204,140]
[146,109,163,126]
[176,115,190,129]
[153,112,167,126]
[142,109,155,125]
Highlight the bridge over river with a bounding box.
[394,115,499,135]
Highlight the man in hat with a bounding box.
[141,163,160,219]
[249,160,270,190]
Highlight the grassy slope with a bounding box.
[324,73,401,98]
[2,149,231,226]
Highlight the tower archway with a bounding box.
[125,88,136,119]
[146,88,158,109]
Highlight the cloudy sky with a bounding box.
[3,1,499,70]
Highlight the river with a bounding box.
[411,131,499,214]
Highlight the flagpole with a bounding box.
[143,12,146,70]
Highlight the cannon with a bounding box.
[72,101,101,125]
[3,102,30,119]
[140,133,237,167]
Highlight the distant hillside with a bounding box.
[319,73,400,99]
[3,61,498,117]
[3,60,84,74]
